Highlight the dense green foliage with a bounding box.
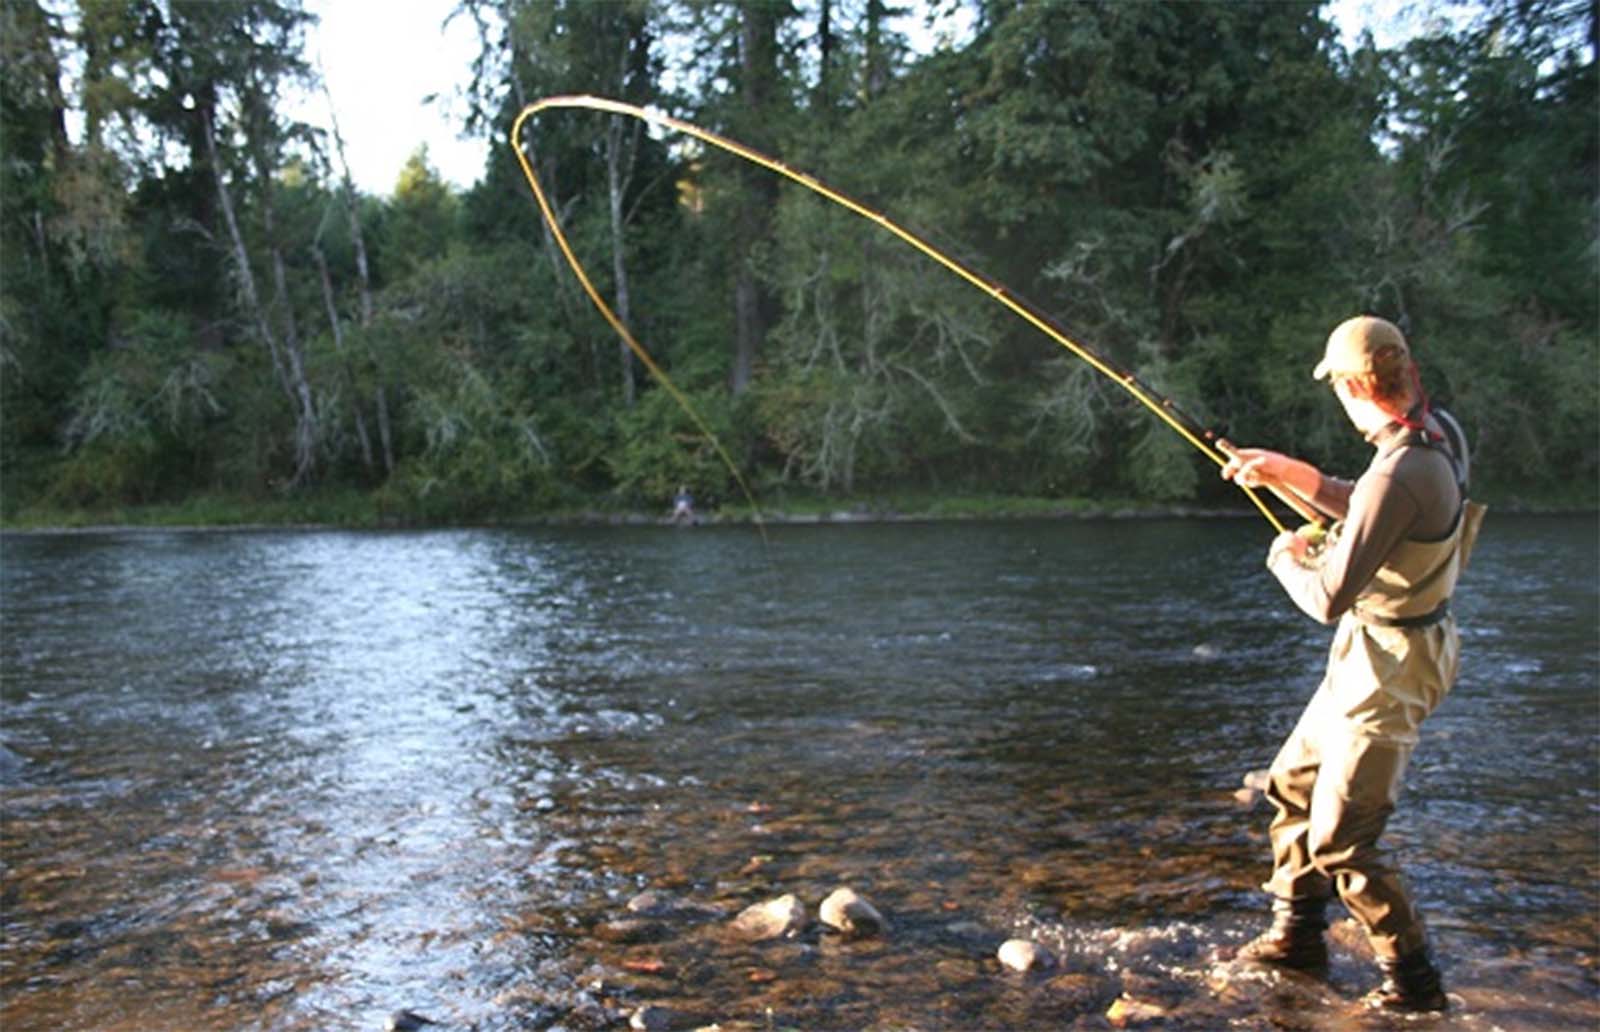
[3,0,1595,525]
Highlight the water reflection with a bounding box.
[2,518,1595,1030]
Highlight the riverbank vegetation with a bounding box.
[4,0,1595,528]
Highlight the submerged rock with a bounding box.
[730,894,806,941]
[997,939,1054,973]
[933,956,984,990]
[818,887,885,939]
[621,956,672,976]
[1045,971,1111,1006]
[625,889,720,925]
[627,890,674,915]
[1106,993,1169,1027]
[385,1011,437,1032]
[596,918,664,944]
[942,919,991,943]
[630,1005,700,1031]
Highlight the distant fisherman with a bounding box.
[1221,316,1485,1012]
[671,484,696,524]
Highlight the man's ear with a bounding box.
[1341,375,1376,401]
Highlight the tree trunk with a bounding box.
[12,0,73,167]
[607,118,637,407]
[252,121,318,488]
[202,104,317,488]
[1589,0,1598,72]
[864,0,890,99]
[323,80,395,475]
[201,106,280,383]
[732,268,761,395]
[816,0,835,111]
[730,0,781,396]
[509,62,599,385]
[602,7,659,407]
[265,202,318,487]
[312,241,375,470]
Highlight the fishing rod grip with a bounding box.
[1215,438,1326,527]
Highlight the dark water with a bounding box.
[1,516,1595,1031]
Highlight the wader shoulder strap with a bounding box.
[1431,408,1470,491]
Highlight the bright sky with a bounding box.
[297,0,1440,199]
[297,0,490,196]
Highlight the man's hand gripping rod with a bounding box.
[1215,439,1329,530]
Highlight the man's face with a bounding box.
[1330,374,1384,433]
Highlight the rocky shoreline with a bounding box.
[361,766,1442,1032]
[470,882,1171,1032]
[512,774,1282,1032]
[424,853,1380,1032]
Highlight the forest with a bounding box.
[2,0,1596,526]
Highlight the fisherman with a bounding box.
[671,484,696,524]
[1220,316,1484,1012]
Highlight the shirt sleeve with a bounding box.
[1267,467,1423,623]
[1313,474,1355,520]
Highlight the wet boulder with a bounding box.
[730,894,807,941]
[818,887,885,939]
[997,939,1055,973]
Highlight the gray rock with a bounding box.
[730,894,807,941]
[818,887,885,939]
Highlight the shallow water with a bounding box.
[1,516,1595,1031]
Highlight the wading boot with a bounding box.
[1237,897,1329,973]
[1364,949,1448,1012]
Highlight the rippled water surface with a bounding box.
[2,516,1595,1031]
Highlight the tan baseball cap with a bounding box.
[1312,316,1410,380]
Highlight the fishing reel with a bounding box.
[1291,520,1341,566]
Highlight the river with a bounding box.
[1,516,1595,1031]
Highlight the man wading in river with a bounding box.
[1221,316,1485,1013]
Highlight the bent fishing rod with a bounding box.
[510,95,1321,535]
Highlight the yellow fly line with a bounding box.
[510,94,1299,534]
